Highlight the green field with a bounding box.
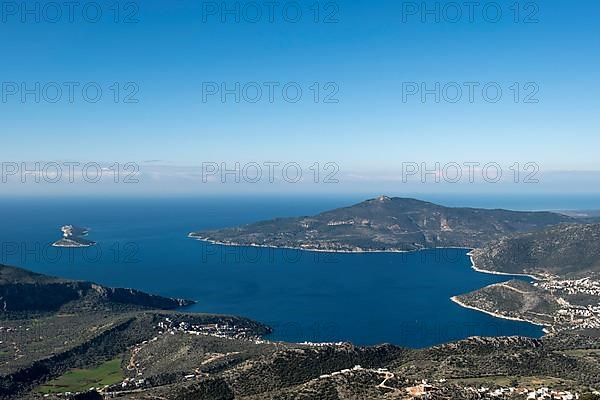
[38,357,124,394]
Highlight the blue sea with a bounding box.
[3,194,592,348]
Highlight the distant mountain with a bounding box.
[0,264,194,312]
[471,224,600,278]
[190,196,575,252]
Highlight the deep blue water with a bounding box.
[0,196,558,347]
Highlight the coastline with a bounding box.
[188,234,473,255]
[51,244,95,248]
[449,296,549,332]
[187,234,412,253]
[466,251,540,280]
[189,235,538,281]
[191,234,549,335]
[456,251,549,333]
[51,240,96,248]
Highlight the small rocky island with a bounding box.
[52,225,96,248]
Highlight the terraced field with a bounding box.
[38,357,124,394]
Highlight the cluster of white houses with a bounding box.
[531,277,600,331]
[538,277,600,297]
[157,318,266,343]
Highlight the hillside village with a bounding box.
[535,277,600,331]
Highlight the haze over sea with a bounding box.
[4,194,595,347]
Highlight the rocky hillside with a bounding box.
[53,334,600,400]
[471,224,600,278]
[3,265,600,399]
[0,264,194,312]
[453,280,559,327]
[190,196,574,252]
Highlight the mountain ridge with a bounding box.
[0,264,195,312]
[190,196,576,252]
[471,223,600,278]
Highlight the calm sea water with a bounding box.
[0,195,577,347]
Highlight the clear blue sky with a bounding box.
[0,0,599,195]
